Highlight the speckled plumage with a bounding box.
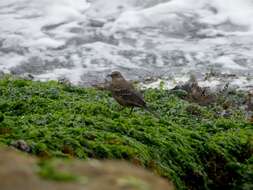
[108,71,159,118]
[108,71,146,108]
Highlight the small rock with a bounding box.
[11,140,31,153]
[22,73,34,80]
[58,77,71,86]
[219,110,232,118]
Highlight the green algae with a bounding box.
[117,176,151,190]
[0,76,252,189]
[38,159,80,182]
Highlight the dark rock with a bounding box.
[173,75,216,106]
[11,140,31,153]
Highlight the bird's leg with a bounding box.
[118,106,125,111]
[129,107,134,115]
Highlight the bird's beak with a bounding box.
[107,74,112,77]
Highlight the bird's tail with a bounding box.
[144,106,160,119]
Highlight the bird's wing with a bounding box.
[113,86,146,107]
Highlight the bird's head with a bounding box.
[108,71,124,79]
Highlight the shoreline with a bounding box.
[0,75,252,190]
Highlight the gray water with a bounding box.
[1,0,253,89]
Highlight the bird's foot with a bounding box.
[117,106,125,112]
[129,107,134,115]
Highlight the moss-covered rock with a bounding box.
[0,147,173,190]
[0,76,252,190]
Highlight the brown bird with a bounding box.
[108,71,158,117]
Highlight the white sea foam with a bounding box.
[214,56,247,70]
[97,0,253,34]
[0,0,89,49]
[1,0,253,89]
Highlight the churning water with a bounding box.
[1,0,253,89]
